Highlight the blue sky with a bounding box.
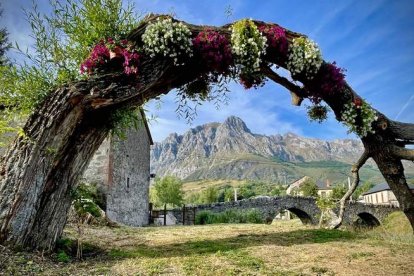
[1,0,414,142]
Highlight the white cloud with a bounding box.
[395,93,414,121]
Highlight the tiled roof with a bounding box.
[363,183,414,195]
[316,179,333,190]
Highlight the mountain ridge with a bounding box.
[150,116,387,183]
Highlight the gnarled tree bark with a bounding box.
[1,14,413,251]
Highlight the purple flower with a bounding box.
[258,25,288,56]
[122,49,140,75]
[319,62,346,95]
[193,29,233,72]
[80,42,110,75]
[80,38,140,76]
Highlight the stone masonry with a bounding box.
[169,196,399,226]
[83,111,153,226]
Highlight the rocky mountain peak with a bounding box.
[150,116,368,182]
[221,116,251,134]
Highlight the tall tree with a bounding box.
[0,10,413,251]
[152,176,184,207]
[201,186,219,204]
[300,179,319,197]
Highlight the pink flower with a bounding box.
[193,29,233,72]
[120,39,128,47]
[80,38,140,76]
[122,49,140,75]
[259,25,288,56]
[319,62,346,95]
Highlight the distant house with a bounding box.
[316,179,334,198]
[286,176,334,197]
[83,109,153,226]
[286,176,310,195]
[362,183,414,207]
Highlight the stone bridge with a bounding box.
[169,196,399,226]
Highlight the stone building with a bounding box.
[315,179,333,198]
[286,176,333,197]
[286,176,311,195]
[362,183,414,207]
[83,110,153,226]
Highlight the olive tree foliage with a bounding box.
[0,0,141,146]
[151,176,184,207]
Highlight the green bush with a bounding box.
[195,209,264,225]
[71,182,103,219]
[195,210,215,225]
[56,238,74,252]
[56,250,71,263]
[245,209,264,223]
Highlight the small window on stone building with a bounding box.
[127,177,130,189]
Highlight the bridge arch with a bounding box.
[283,207,313,224]
[354,212,381,227]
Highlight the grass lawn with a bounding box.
[1,213,414,275]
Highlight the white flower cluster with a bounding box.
[231,19,267,74]
[142,17,193,66]
[287,37,322,80]
[341,101,378,137]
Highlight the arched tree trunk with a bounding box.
[1,14,414,251]
[0,79,114,250]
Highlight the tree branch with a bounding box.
[330,150,370,229]
[391,145,414,161]
[388,120,414,142]
[261,66,307,106]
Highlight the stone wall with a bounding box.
[83,113,151,227]
[82,138,110,197]
[106,123,151,226]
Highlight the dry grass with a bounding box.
[1,214,414,275]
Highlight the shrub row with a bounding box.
[195,209,264,225]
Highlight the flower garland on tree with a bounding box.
[287,37,322,80]
[80,41,110,75]
[77,19,385,139]
[231,19,267,89]
[258,25,288,57]
[341,98,378,137]
[141,17,193,66]
[192,29,233,73]
[80,38,140,76]
[316,62,346,95]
